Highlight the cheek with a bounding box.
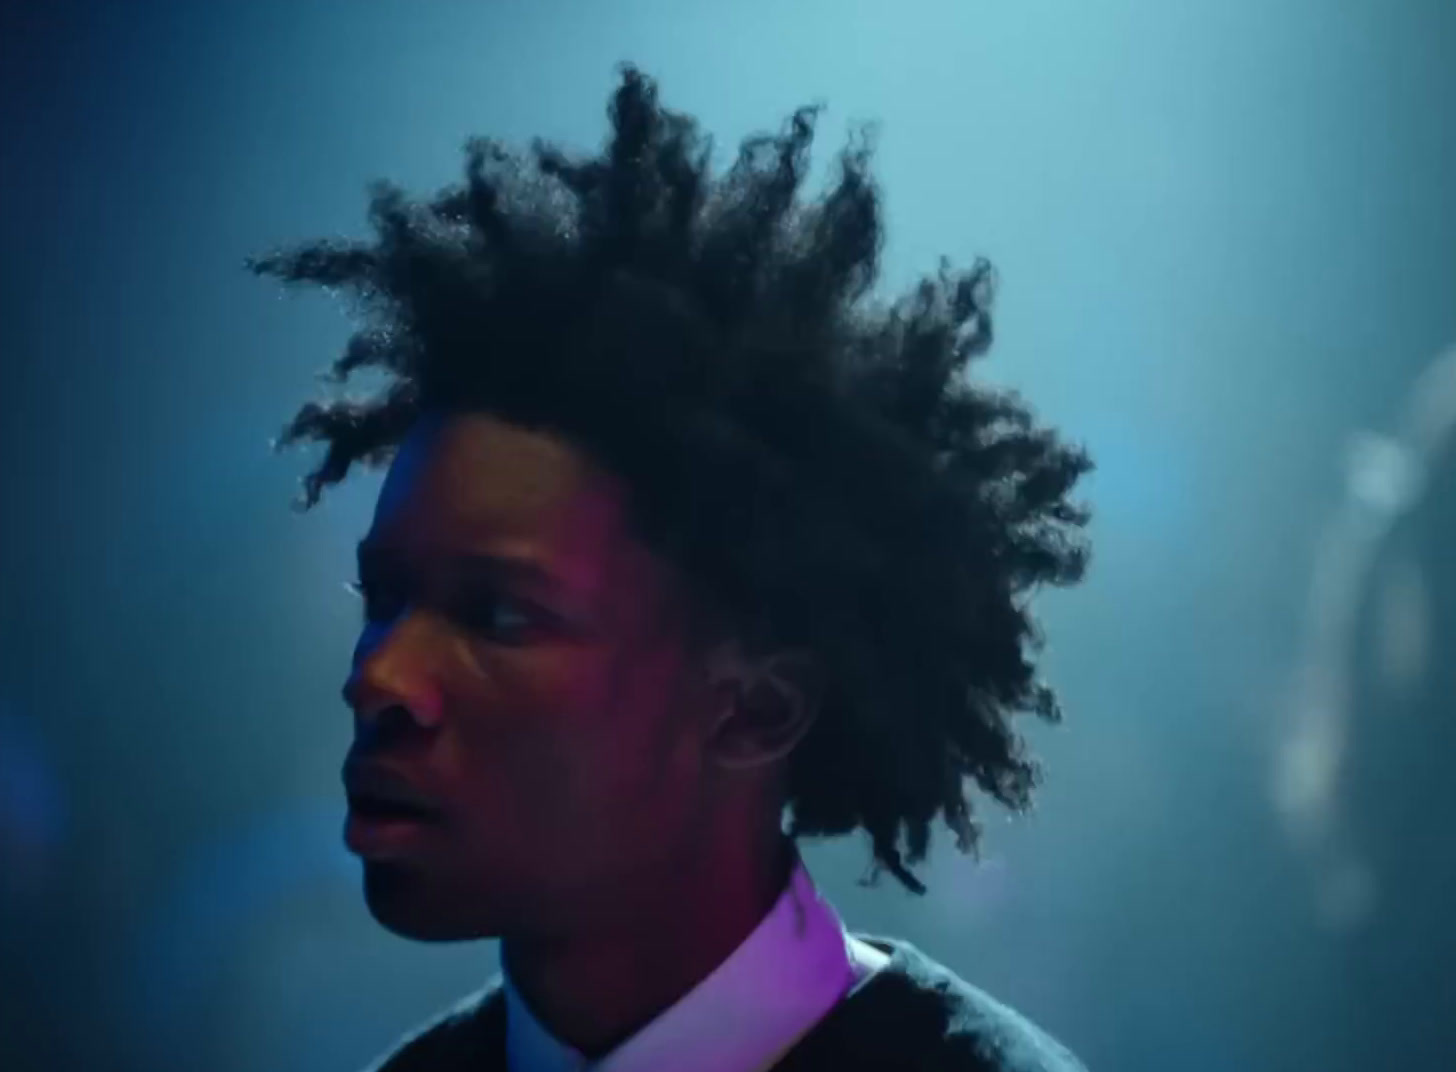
[450,644,705,839]
[557,644,705,819]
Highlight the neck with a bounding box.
[501,832,796,1058]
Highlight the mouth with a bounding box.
[346,793,442,823]
[344,796,444,859]
[341,764,446,859]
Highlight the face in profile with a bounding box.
[339,412,723,941]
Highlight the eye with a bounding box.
[345,577,551,645]
[456,591,541,645]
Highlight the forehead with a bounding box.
[370,412,639,582]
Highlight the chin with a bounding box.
[361,861,500,942]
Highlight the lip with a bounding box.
[341,761,445,859]
[342,761,443,813]
[343,809,441,859]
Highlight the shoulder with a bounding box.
[853,935,1087,1072]
[360,981,506,1072]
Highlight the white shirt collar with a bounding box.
[502,859,886,1072]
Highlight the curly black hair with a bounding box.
[252,66,1093,894]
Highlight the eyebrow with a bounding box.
[355,539,569,595]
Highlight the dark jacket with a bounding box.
[365,934,1086,1071]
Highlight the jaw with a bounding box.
[361,860,503,942]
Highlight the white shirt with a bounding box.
[502,861,889,1072]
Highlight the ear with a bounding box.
[703,644,826,772]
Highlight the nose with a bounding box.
[341,617,446,731]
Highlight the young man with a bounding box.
[256,66,1092,1072]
